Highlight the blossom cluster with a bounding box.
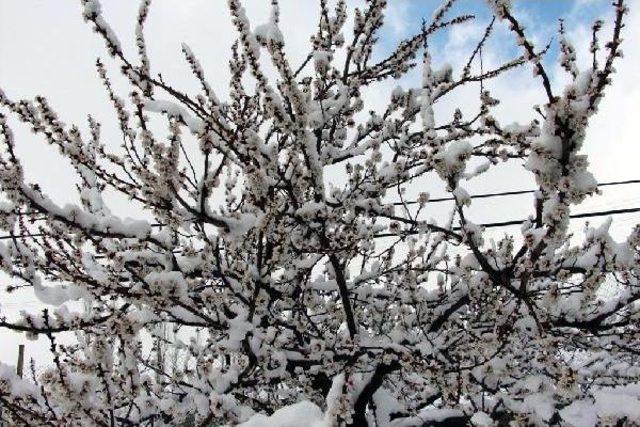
[0,0,636,426]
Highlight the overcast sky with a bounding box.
[0,0,638,367]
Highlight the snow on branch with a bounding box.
[0,0,636,425]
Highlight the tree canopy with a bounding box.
[0,0,636,425]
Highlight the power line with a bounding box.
[0,179,638,242]
[457,206,640,231]
[374,206,640,238]
[4,207,637,242]
[393,178,640,206]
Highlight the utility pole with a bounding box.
[16,345,24,378]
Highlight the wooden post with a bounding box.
[16,344,24,378]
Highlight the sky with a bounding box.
[0,0,638,367]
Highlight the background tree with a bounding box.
[0,0,636,425]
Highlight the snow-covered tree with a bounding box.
[0,0,636,425]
